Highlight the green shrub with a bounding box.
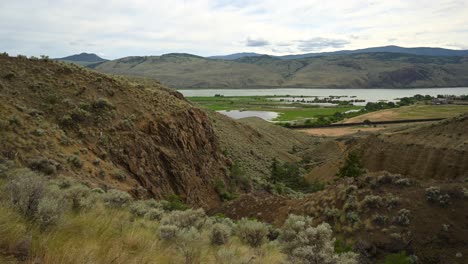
[236,218,268,248]
[210,223,231,245]
[92,98,115,110]
[337,153,365,178]
[383,251,412,264]
[102,189,131,208]
[163,194,188,211]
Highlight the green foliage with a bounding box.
[383,251,412,264]
[270,159,321,193]
[337,153,365,178]
[334,238,353,254]
[163,194,189,211]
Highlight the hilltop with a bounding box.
[91,52,468,88]
[56,52,108,66]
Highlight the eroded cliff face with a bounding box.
[108,108,230,208]
[0,55,229,209]
[352,115,468,180]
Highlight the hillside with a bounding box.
[91,52,468,88]
[216,115,468,263]
[0,54,230,209]
[56,53,108,66]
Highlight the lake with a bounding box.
[179,87,468,104]
[217,110,279,121]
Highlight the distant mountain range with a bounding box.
[56,46,468,88]
[209,45,468,60]
[90,52,468,89]
[55,52,107,66]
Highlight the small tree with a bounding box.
[337,153,365,178]
[236,218,268,248]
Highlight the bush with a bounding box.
[92,98,115,111]
[145,208,164,221]
[394,178,411,186]
[210,223,231,245]
[67,155,83,168]
[112,171,127,182]
[393,209,411,226]
[102,189,131,208]
[176,227,202,264]
[371,214,388,226]
[5,169,46,218]
[35,196,63,228]
[65,184,93,212]
[425,186,450,206]
[161,208,206,229]
[337,153,365,178]
[129,201,148,217]
[279,214,358,263]
[159,224,178,241]
[360,195,382,209]
[236,218,268,248]
[27,158,57,175]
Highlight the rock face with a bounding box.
[0,55,229,209]
[110,108,229,208]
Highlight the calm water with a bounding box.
[179,87,468,103]
[218,110,278,121]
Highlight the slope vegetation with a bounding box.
[92,53,468,88]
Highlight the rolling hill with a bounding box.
[209,46,468,60]
[91,52,468,88]
[56,52,108,66]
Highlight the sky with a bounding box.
[1,0,467,59]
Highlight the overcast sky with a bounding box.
[1,0,467,59]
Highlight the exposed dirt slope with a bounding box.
[0,55,230,209]
[207,113,320,181]
[353,114,468,180]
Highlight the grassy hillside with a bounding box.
[92,53,468,88]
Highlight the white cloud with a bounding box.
[0,0,467,58]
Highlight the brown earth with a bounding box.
[0,55,230,209]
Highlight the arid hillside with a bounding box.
[0,55,230,209]
[91,53,468,88]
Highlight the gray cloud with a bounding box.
[246,37,269,47]
[295,37,350,52]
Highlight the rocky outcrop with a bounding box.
[0,55,229,209]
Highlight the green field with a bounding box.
[188,96,362,122]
